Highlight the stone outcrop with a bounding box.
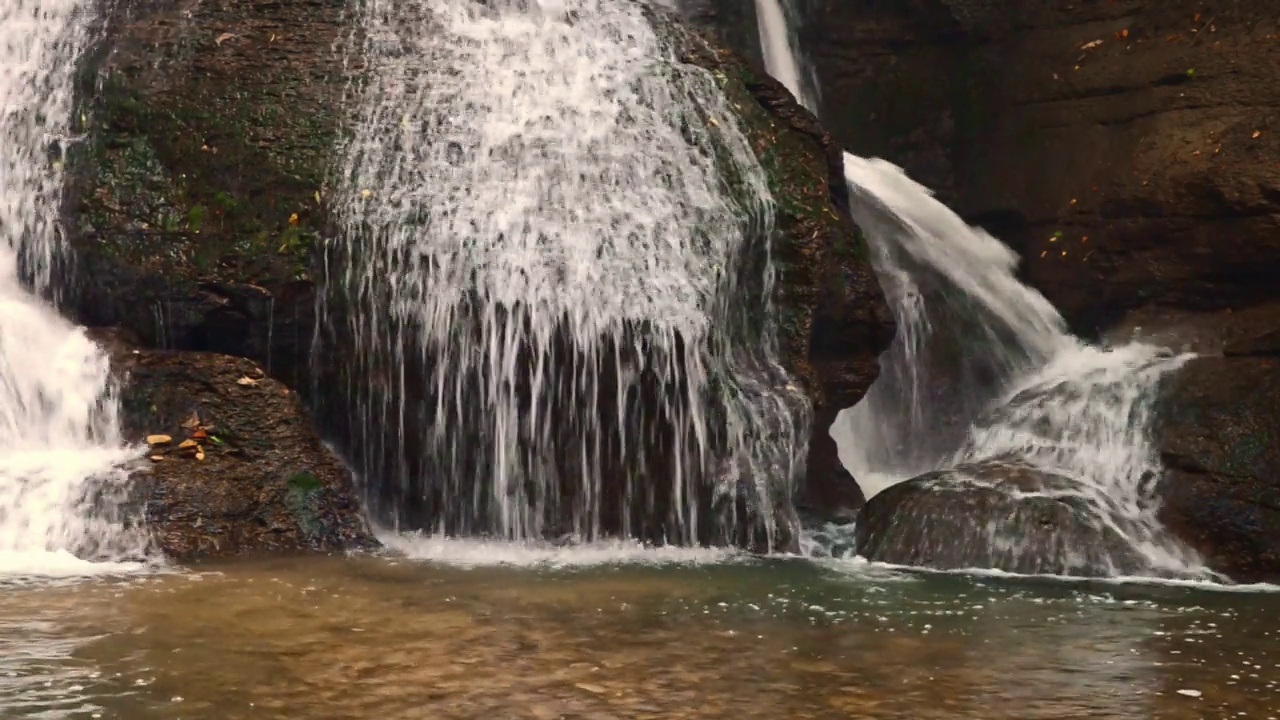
[794,0,1280,339]
[68,0,351,391]
[662,14,895,525]
[67,1,892,551]
[1146,308,1280,584]
[93,330,374,559]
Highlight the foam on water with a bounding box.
[379,531,742,568]
[325,0,807,548]
[0,0,150,575]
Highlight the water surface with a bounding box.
[1,552,1276,719]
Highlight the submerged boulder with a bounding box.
[854,461,1148,577]
[94,330,374,559]
[1156,356,1280,583]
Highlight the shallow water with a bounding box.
[1,551,1277,719]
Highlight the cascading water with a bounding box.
[0,0,149,574]
[755,2,1205,575]
[323,0,808,549]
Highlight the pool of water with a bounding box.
[1,547,1277,719]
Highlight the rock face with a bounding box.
[788,0,1280,339]
[854,461,1148,577]
[95,333,374,560]
[1156,356,1280,584]
[68,0,350,391]
[666,18,894,520]
[68,2,892,550]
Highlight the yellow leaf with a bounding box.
[236,376,259,386]
[288,213,299,226]
[314,191,322,205]
[178,439,199,450]
[196,449,206,461]
[150,455,165,462]
[361,189,373,199]
[146,434,172,446]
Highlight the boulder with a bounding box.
[94,330,375,560]
[1156,356,1280,583]
[854,461,1149,576]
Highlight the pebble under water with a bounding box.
[0,554,1276,719]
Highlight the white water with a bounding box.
[753,0,812,110]
[328,0,807,548]
[0,0,148,574]
[754,4,1204,575]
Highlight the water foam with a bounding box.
[324,0,807,548]
[379,530,742,569]
[0,0,150,575]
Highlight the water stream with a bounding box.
[0,0,149,577]
[324,0,807,548]
[753,0,1203,576]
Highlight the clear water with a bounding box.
[324,0,808,548]
[1,554,1277,719]
[0,0,150,575]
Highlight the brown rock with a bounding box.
[1156,356,1280,583]
[101,339,375,560]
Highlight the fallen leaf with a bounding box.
[192,428,209,439]
[288,213,299,226]
[361,189,373,199]
[314,191,322,205]
[181,413,201,430]
[178,439,199,450]
[236,376,259,386]
[708,117,720,128]
[215,32,235,46]
[146,434,173,446]
[196,450,206,461]
[1252,130,1262,139]
[1080,39,1103,50]
[269,33,277,42]
[150,455,164,462]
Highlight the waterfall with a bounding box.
[324,0,808,549]
[0,0,148,573]
[752,0,815,112]
[755,3,1204,575]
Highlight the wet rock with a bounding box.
[854,461,1146,576]
[1156,357,1280,583]
[663,18,894,520]
[701,2,1280,339]
[70,2,892,551]
[66,0,351,390]
[95,333,375,559]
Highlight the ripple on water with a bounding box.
[0,556,1276,719]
